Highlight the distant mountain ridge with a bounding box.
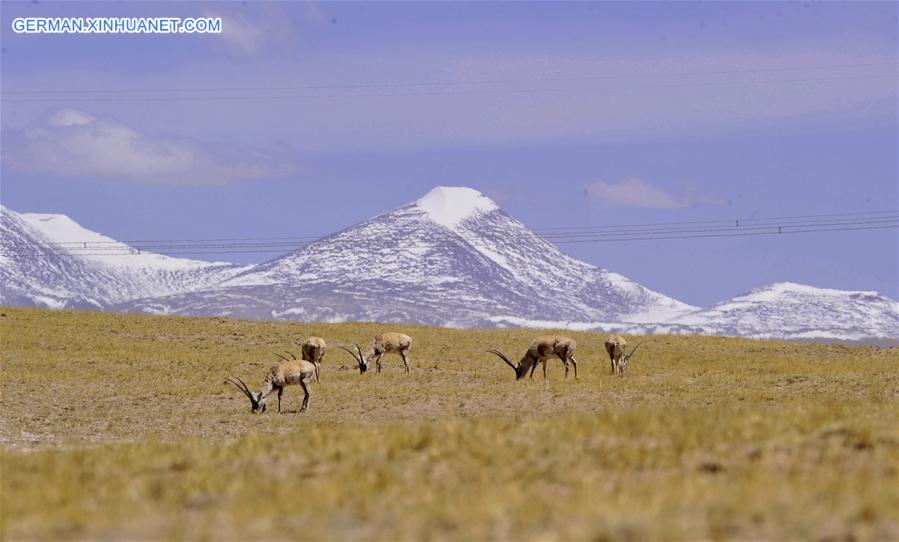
[488,282,899,342]
[670,282,899,341]
[119,186,695,326]
[2,187,897,341]
[1,206,250,308]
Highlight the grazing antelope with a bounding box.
[487,335,579,380]
[338,332,413,373]
[337,344,368,373]
[604,334,642,375]
[301,336,327,383]
[224,352,315,413]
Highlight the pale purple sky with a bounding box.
[1,1,896,306]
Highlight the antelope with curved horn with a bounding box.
[301,336,327,383]
[224,352,316,413]
[487,335,579,380]
[336,344,368,374]
[340,332,413,373]
[604,335,642,375]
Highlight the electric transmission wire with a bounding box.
[51,216,898,250]
[49,209,899,246]
[551,224,898,245]
[538,217,899,240]
[534,209,898,231]
[3,61,893,96]
[58,214,898,256]
[4,73,893,103]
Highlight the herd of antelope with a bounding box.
[226,332,642,414]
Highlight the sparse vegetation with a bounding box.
[1,307,896,540]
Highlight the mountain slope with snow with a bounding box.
[426,188,695,322]
[486,282,899,341]
[21,212,225,272]
[3,189,896,341]
[1,206,125,308]
[122,186,695,325]
[1,205,250,308]
[667,282,899,340]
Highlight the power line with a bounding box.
[3,73,894,103]
[47,210,898,251]
[47,234,326,246]
[538,217,899,239]
[56,217,898,252]
[534,208,898,231]
[3,61,893,95]
[50,220,898,251]
[60,221,898,256]
[553,224,898,244]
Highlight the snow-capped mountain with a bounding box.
[500,282,898,341]
[665,282,899,341]
[2,188,896,341]
[121,187,695,325]
[1,205,249,308]
[1,205,122,309]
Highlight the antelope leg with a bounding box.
[300,380,310,412]
[401,351,410,373]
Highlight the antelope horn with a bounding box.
[236,376,260,408]
[624,342,643,362]
[337,345,363,364]
[285,351,297,360]
[486,349,517,371]
[355,344,364,363]
[224,376,255,403]
[273,352,291,362]
[234,376,254,398]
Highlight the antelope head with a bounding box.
[224,376,265,413]
[620,342,643,372]
[338,344,369,374]
[486,349,529,380]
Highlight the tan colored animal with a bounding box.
[487,335,579,380]
[338,332,413,373]
[225,352,316,413]
[301,336,327,383]
[604,334,642,375]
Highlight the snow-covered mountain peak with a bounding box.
[414,186,498,229]
[174,184,693,324]
[709,281,889,313]
[663,280,899,341]
[760,281,879,298]
[713,281,887,311]
[23,212,114,245]
[20,212,226,271]
[4,195,895,342]
[1,205,251,308]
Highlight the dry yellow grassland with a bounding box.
[1,307,896,540]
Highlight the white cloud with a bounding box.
[584,178,729,209]
[203,6,297,56]
[5,109,301,185]
[48,109,95,127]
[1,50,894,152]
[211,13,264,55]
